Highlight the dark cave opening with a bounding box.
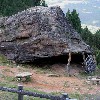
[32,53,87,65]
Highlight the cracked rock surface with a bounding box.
[0,6,91,63]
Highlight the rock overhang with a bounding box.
[0,6,92,63]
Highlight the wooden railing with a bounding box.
[0,85,77,100]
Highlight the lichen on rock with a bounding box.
[0,6,91,63]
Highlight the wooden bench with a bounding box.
[88,76,100,85]
[15,72,33,82]
[91,78,100,85]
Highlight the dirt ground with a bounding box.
[0,64,100,95]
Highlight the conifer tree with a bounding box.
[66,9,81,33]
[0,0,47,16]
[94,29,100,49]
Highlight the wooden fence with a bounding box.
[0,85,77,100]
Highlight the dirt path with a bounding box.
[0,65,100,95]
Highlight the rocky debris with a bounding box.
[0,6,91,63]
[47,74,60,77]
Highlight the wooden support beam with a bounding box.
[93,55,96,64]
[82,52,86,66]
[66,51,71,76]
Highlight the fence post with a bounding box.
[61,93,69,100]
[18,85,23,100]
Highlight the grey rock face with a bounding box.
[0,6,91,63]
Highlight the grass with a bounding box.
[0,92,18,100]
[79,66,100,79]
[79,72,87,77]
[15,63,53,75]
[0,81,17,88]
[69,92,83,100]
[2,75,15,82]
[0,54,100,100]
[63,81,70,88]
[0,81,50,100]
[0,54,11,66]
[0,91,49,100]
[0,78,100,100]
[32,65,53,74]
[0,91,99,100]
[97,64,100,69]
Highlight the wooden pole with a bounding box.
[18,85,23,100]
[62,93,69,100]
[82,52,85,66]
[93,55,96,64]
[66,51,71,76]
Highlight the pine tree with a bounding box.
[66,9,82,33]
[0,0,47,16]
[66,9,71,22]
[41,0,48,7]
[81,27,94,47]
[95,29,100,49]
[66,9,100,65]
[94,29,100,65]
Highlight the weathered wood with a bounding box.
[82,52,86,68]
[93,55,97,65]
[18,85,23,100]
[82,52,85,64]
[66,52,71,75]
[0,85,76,100]
[87,76,100,85]
[91,78,100,85]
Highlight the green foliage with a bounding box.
[81,26,94,47]
[0,91,48,100]
[69,92,83,100]
[79,28,100,65]
[66,9,100,65]
[95,49,100,65]
[94,29,100,49]
[66,9,82,33]
[2,76,15,82]
[17,76,32,82]
[0,54,14,66]
[97,65,100,69]
[41,0,48,7]
[0,0,47,16]
[0,54,9,65]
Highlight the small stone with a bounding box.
[47,74,60,77]
[17,65,20,68]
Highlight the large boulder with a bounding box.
[0,6,91,63]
